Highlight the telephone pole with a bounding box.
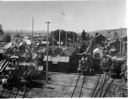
[32,17,34,40]
[66,31,67,47]
[73,32,75,46]
[59,29,61,47]
[120,27,122,55]
[45,21,51,84]
[52,31,54,55]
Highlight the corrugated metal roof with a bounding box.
[43,55,69,63]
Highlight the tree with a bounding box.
[81,30,86,40]
[0,24,4,34]
[14,34,20,38]
[50,29,77,44]
[4,33,11,43]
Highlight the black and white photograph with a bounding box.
[0,0,127,98]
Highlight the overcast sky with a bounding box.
[0,0,126,32]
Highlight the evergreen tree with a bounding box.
[81,30,86,40]
[4,33,11,43]
[0,24,4,34]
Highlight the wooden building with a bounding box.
[43,55,70,73]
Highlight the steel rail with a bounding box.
[79,75,86,97]
[93,74,110,97]
[99,73,108,96]
[71,74,81,97]
[103,79,115,97]
[91,75,102,97]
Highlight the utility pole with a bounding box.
[45,21,51,84]
[66,31,67,47]
[59,29,61,47]
[73,32,75,46]
[120,27,122,55]
[52,32,54,55]
[32,17,34,39]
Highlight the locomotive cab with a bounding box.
[78,57,86,74]
[101,54,112,73]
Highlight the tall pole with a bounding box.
[73,32,75,46]
[120,27,122,54]
[45,21,51,84]
[59,29,61,47]
[66,31,67,47]
[52,32,54,55]
[32,17,34,40]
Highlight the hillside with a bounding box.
[3,30,47,40]
[90,28,127,37]
[2,28,127,41]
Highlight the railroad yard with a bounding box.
[0,72,127,98]
[0,1,127,98]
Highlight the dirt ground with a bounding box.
[27,72,128,97]
[0,72,127,98]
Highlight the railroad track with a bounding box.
[70,38,94,97]
[0,86,31,98]
[91,73,115,97]
[71,73,86,97]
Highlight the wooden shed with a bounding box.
[43,55,70,73]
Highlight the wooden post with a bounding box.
[32,17,34,41]
[52,32,54,55]
[73,32,75,46]
[45,21,51,84]
[120,39,122,55]
[66,31,67,47]
[59,29,61,47]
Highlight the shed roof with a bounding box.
[43,55,69,63]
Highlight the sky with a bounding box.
[0,0,127,32]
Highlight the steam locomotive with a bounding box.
[0,47,45,91]
[78,34,127,80]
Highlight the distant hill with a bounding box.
[76,28,127,40]
[3,28,127,41]
[4,30,47,35]
[90,28,127,38]
[3,30,47,40]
